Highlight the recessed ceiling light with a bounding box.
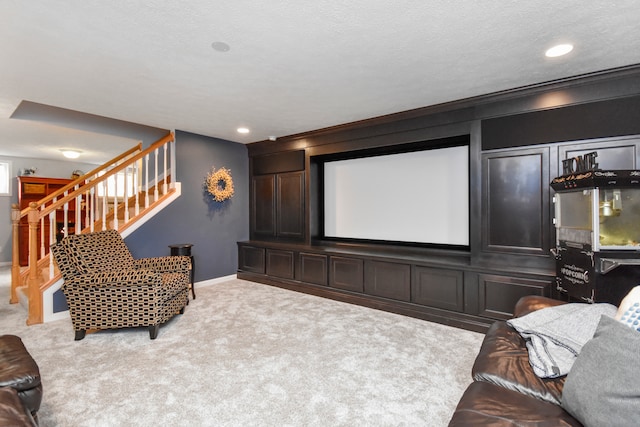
[237,127,250,134]
[61,149,81,159]
[545,44,573,58]
[211,41,231,52]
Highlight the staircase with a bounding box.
[9,132,181,325]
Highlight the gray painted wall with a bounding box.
[0,157,99,263]
[125,130,249,280]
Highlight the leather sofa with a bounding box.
[448,295,582,426]
[0,335,42,426]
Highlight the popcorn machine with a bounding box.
[551,169,640,304]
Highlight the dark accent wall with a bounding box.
[125,130,249,281]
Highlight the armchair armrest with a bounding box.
[514,295,566,318]
[133,256,191,273]
[63,270,161,289]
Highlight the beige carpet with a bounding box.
[0,266,483,427]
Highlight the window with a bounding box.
[0,159,11,196]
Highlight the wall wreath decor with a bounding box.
[205,166,235,202]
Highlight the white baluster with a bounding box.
[112,174,118,230]
[145,154,150,208]
[170,138,176,190]
[124,167,129,223]
[163,143,168,194]
[101,180,107,231]
[154,147,159,202]
[63,191,69,238]
[134,159,140,216]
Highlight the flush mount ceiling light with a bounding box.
[545,43,574,58]
[237,127,250,134]
[61,149,81,159]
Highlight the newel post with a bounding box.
[10,204,20,304]
[26,202,42,325]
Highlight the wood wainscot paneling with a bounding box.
[478,273,551,320]
[412,266,464,312]
[364,260,411,302]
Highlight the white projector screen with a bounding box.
[323,145,469,246]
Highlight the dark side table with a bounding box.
[169,243,195,299]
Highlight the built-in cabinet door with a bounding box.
[299,252,328,286]
[251,171,305,240]
[252,175,276,237]
[238,245,266,274]
[330,256,364,292]
[266,249,295,279]
[277,171,305,239]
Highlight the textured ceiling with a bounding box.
[1,1,640,163]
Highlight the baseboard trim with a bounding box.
[195,274,238,288]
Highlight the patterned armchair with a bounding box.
[51,229,190,340]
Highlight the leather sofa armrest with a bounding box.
[514,295,566,318]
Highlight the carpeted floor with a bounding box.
[0,266,483,427]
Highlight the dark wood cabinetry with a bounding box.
[17,176,74,266]
[477,274,550,320]
[266,249,295,279]
[251,171,304,240]
[412,266,464,312]
[238,245,265,274]
[237,241,553,331]
[251,175,276,236]
[482,147,551,256]
[299,252,327,286]
[241,68,640,333]
[365,261,411,302]
[276,172,304,238]
[329,256,364,292]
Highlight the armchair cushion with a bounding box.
[64,270,162,288]
[60,229,134,274]
[134,256,192,273]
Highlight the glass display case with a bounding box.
[551,170,640,304]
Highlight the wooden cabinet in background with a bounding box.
[17,176,74,266]
[251,170,305,240]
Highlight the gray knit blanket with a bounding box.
[507,302,617,378]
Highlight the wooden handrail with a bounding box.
[37,133,174,220]
[18,143,143,218]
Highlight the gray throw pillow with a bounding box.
[561,315,640,426]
